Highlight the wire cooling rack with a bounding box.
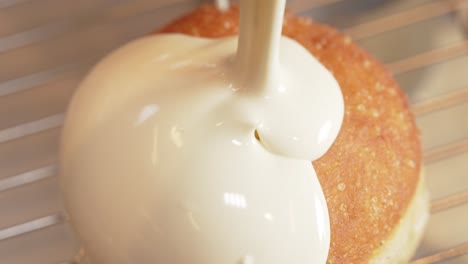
[0,0,466,263]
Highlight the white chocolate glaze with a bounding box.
[215,0,230,11]
[60,0,344,263]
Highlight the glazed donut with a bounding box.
[159,4,429,264]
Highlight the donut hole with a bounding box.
[254,129,261,141]
[253,129,272,153]
[254,129,269,150]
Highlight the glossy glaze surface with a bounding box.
[60,1,344,263]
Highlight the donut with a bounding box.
[158,4,429,263]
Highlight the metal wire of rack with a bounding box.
[0,0,466,263]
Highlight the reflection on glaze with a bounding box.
[224,192,248,209]
[60,0,344,263]
[135,104,159,125]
